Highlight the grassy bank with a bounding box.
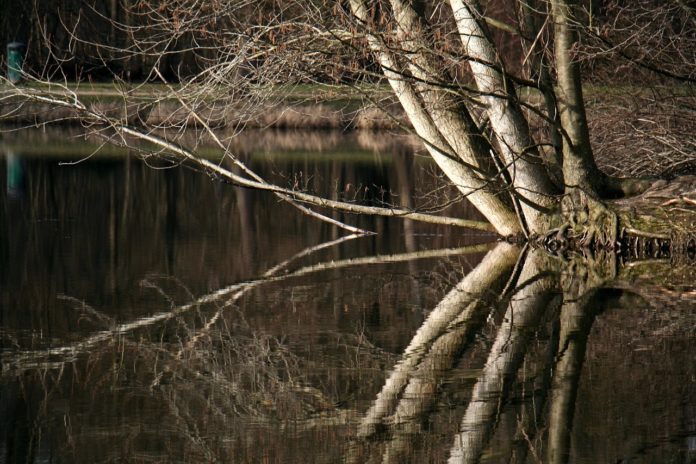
[0,125,424,163]
[0,82,404,130]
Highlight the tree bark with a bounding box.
[449,0,561,233]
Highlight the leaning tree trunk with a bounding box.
[449,0,560,233]
[348,0,557,236]
[347,0,693,247]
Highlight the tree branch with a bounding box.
[3,82,494,232]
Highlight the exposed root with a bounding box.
[503,178,695,269]
[611,175,696,263]
[530,177,695,270]
[536,188,620,254]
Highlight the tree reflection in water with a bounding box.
[350,245,696,464]
[3,235,694,462]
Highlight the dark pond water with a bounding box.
[1,128,695,463]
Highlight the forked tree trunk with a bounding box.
[347,0,564,236]
[348,0,522,236]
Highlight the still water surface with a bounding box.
[1,129,695,463]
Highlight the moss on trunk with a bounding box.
[531,176,695,264]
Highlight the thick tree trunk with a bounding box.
[550,0,601,192]
[449,0,560,233]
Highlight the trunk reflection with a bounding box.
[351,247,663,464]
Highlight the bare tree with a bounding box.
[1,0,695,248]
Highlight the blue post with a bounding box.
[7,42,26,84]
[6,151,25,197]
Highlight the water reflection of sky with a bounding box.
[1,128,695,463]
